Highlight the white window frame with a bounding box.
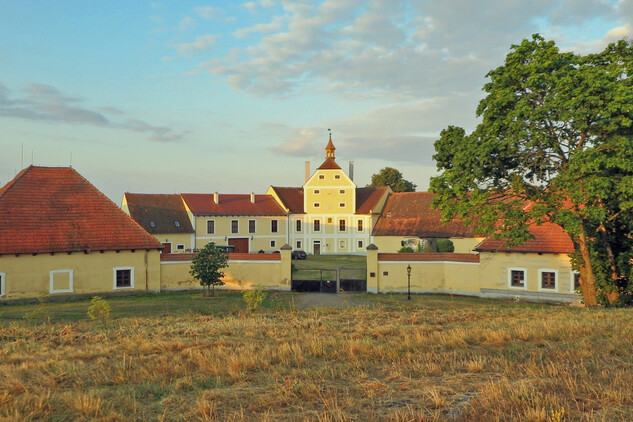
[176,244,185,251]
[231,219,239,234]
[358,240,363,249]
[314,203,320,208]
[296,219,302,232]
[206,219,215,234]
[248,219,256,234]
[113,267,135,290]
[339,219,346,232]
[538,269,558,291]
[313,219,321,232]
[270,240,276,248]
[0,272,5,297]
[49,269,74,294]
[339,203,345,208]
[570,271,580,293]
[357,219,364,232]
[314,189,320,194]
[508,267,527,290]
[296,240,302,249]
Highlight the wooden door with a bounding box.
[313,242,321,255]
[228,238,249,253]
[162,243,171,254]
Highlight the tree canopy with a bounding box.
[368,167,417,192]
[190,242,229,297]
[430,34,633,306]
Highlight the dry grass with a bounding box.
[1,294,633,420]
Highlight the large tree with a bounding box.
[369,167,417,192]
[190,242,229,297]
[430,35,633,307]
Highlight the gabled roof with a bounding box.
[316,157,342,170]
[372,192,476,238]
[269,187,305,214]
[0,166,162,255]
[181,193,287,216]
[475,222,574,254]
[356,187,389,214]
[125,193,194,234]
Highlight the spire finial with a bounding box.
[325,129,335,159]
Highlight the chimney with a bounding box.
[250,192,255,203]
[305,161,310,182]
[214,192,219,204]
[349,161,354,181]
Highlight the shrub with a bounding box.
[24,291,51,324]
[398,246,414,253]
[242,285,268,311]
[436,239,455,253]
[87,296,111,326]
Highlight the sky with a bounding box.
[1,0,632,203]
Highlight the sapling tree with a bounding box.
[190,242,229,297]
[431,34,633,306]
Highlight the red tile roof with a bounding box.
[372,192,476,237]
[0,166,162,255]
[378,252,480,263]
[316,157,342,170]
[356,187,389,214]
[181,193,287,216]
[160,252,281,261]
[475,222,574,254]
[269,187,305,214]
[125,193,194,234]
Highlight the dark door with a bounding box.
[228,238,249,253]
[313,242,321,255]
[162,243,171,254]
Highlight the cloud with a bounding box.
[194,6,223,20]
[176,34,220,56]
[242,2,258,13]
[0,83,185,143]
[179,16,197,30]
[233,15,285,39]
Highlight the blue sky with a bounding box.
[1,0,631,202]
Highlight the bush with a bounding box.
[258,249,265,254]
[398,246,414,253]
[24,292,51,324]
[436,239,455,253]
[242,285,268,311]
[87,296,111,326]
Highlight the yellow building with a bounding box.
[0,166,163,300]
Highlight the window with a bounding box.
[327,218,332,223]
[340,240,345,248]
[249,220,256,233]
[383,271,389,276]
[114,267,134,289]
[357,219,363,231]
[339,219,346,231]
[50,269,73,294]
[314,203,320,208]
[339,189,345,194]
[334,175,341,179]
[296,219,302,232]
[207,220,215,234]
[509,268,526,289]
[270,240,276,248]
[174,220,180,228]
[296,240,302,249]
[314,219,321,231]
[177,244,185,250]
[539,269,557,290]
[271,220,278,233]
[339,203,345,208]
[358,240,363,248]
[231,220,239,234]
[149,221,156,228]
[318,175,325,180]
[314,189,320,194]
[0,272,4,297]
[572,272,581,292]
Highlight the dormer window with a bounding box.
[149,221,156,228]
[387,213,392,217]
[174,220,180,228]
[334,175,341,179]
[319,175,325,180]
[315,189,320,194]
[339,189,345,194]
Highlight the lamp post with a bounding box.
[407,264,412,300]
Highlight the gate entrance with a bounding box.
[292,266,366,293]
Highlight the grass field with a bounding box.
[1,292,632,421]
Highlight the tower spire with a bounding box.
[325,129,335,159]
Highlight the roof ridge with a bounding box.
[0,165,33,200]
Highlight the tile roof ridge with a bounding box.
[0,165,34,200]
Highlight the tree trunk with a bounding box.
[576,230,598,307]
[597,223,620,304]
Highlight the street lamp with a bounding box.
[407,264,412,300]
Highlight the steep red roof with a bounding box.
[125,193,194,234]
[356,187,389,214]
[475,222,574,254]
[270,187,305,214]
[316,157,342,170]
[181,193,287,216]
[0,166,162,255]
[372,192,476,237]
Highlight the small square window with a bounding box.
[510,269,525,288]
[319,175,325,180]
[339,203,345,208]
[327,218,332,223]
[315,189,320,194]
[540,270,557,290]
[383,271,389,276]
[370,272,376,278]
[177,244,185,250]
[334,175,341,179]
[50,269,73,294]
[270,240,276,248]
[339,189,345,194]
[114,268,134,289]
[314,203,320,208]
[149,221,156,228]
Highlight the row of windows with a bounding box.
[207,219,279,235]
[294,240,365,250]
[313,202,347,208]
[296,219,363,232]
[317,174,341,180]
[509,268,581,292]
[0,268,134,297]
[313,189,346,194]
